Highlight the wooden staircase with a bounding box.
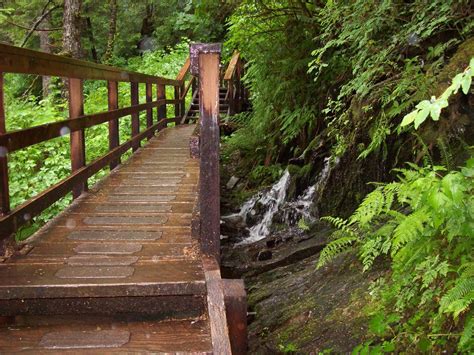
[184,87,229,123]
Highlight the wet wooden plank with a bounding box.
[40,329,131,349]
[55,266,135,279]
[73,243,143,254]
[0,316,212,353]
[66,255,139,266]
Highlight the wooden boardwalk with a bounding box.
[0,125,216,352]
[0,44,247,353]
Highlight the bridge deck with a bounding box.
[0,125,214,353]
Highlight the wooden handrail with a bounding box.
[223,51,240,81]
[0,43,179,86]
[0,44,191,239]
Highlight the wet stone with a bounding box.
[40,330,130,349]
[68,230,162,241]
[66,255,139,266]
[107,195,176,202]
[74,243,142,255]
[94,204,172,213]
[82,216,168,225]
[55,266,135,279]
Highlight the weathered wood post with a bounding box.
[69,78,87,198]
[223,279,248,354]
[146,83,153,136]
[157,84,166,121]
[190,43,221,262]
[130,82,140,151]
[107,80,120,170]
[0,74,9,216]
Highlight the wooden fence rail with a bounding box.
[0,43,192,240]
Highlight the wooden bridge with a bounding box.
[0,43,247,353]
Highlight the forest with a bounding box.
[0,0,473,353]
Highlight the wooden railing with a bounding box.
[223,51,245,115]
[0,43,192,240]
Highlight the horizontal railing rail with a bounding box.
[0,44,192,240]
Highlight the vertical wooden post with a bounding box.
[107,81,120,170]
[0,73,10,216]
[228,79,235,116]
[174,85,180,119]
[223,279,248,355]
[179,80,185,123]
[146,83,153,137]
[157,84,166,121]
[69,78,86,199]
[130,82,140,151]
[191,43,221,262]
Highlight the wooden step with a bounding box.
[0,315,212,353]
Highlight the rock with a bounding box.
[257,250,272,261]
[221,214,246,228]
[226,176,240,190]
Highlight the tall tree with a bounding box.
[39,13,52,97]
[62,0,83,58]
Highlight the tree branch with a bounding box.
[20,1,61,47]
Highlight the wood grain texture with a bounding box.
[0,73,9,216]
[0,43,179,86]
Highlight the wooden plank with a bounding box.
[0,99,175,153]
[203,257,232,355]
[0,118,175,236]
[130,82,140,151]
[108,81,120,169]
[0,43,179,86]
[157,84,166,120]
[146,83,153,138]
[196,46,221,261]
[222,279,248,355]
[69,78,87,199]
[0,73,9,216]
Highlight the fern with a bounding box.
[317,236,358,268]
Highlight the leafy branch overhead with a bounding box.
[401,58,474,129]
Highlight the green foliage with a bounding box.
[400,58,474,129]
[319,159,474,351]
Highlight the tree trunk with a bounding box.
[39,14,52,97]
[102,0,117,63]
[85,17,98,62]
[62,0,83,59]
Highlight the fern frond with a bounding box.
[317,236,358,268]
[391,209,428,253]
[459,311,474,351]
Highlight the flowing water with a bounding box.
[228,156,340,245]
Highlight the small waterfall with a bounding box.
[228,156,340,245]
[240,170,291,244]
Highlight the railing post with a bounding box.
[179,81,185,123]
[69,78,86,199]
[157,84,166,121]
[0,73,10,216]
[107,81,120,170]
[130,82,140,151]
[146,83,153,137]
[174,85,180,119]
[190,43,221,262]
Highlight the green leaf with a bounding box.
[461,74,472,95]
[400,110,418,127]
[414,108,430,129]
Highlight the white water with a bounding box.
[231,157,340,245]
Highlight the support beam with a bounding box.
[146,83,153,137]
[130,82,139,151]
[191,43,221,261]
[69,78,86,199]
[157,84,166,121]
[0,73,9,216]
[223,279,248,355]
[107,81,120,169]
